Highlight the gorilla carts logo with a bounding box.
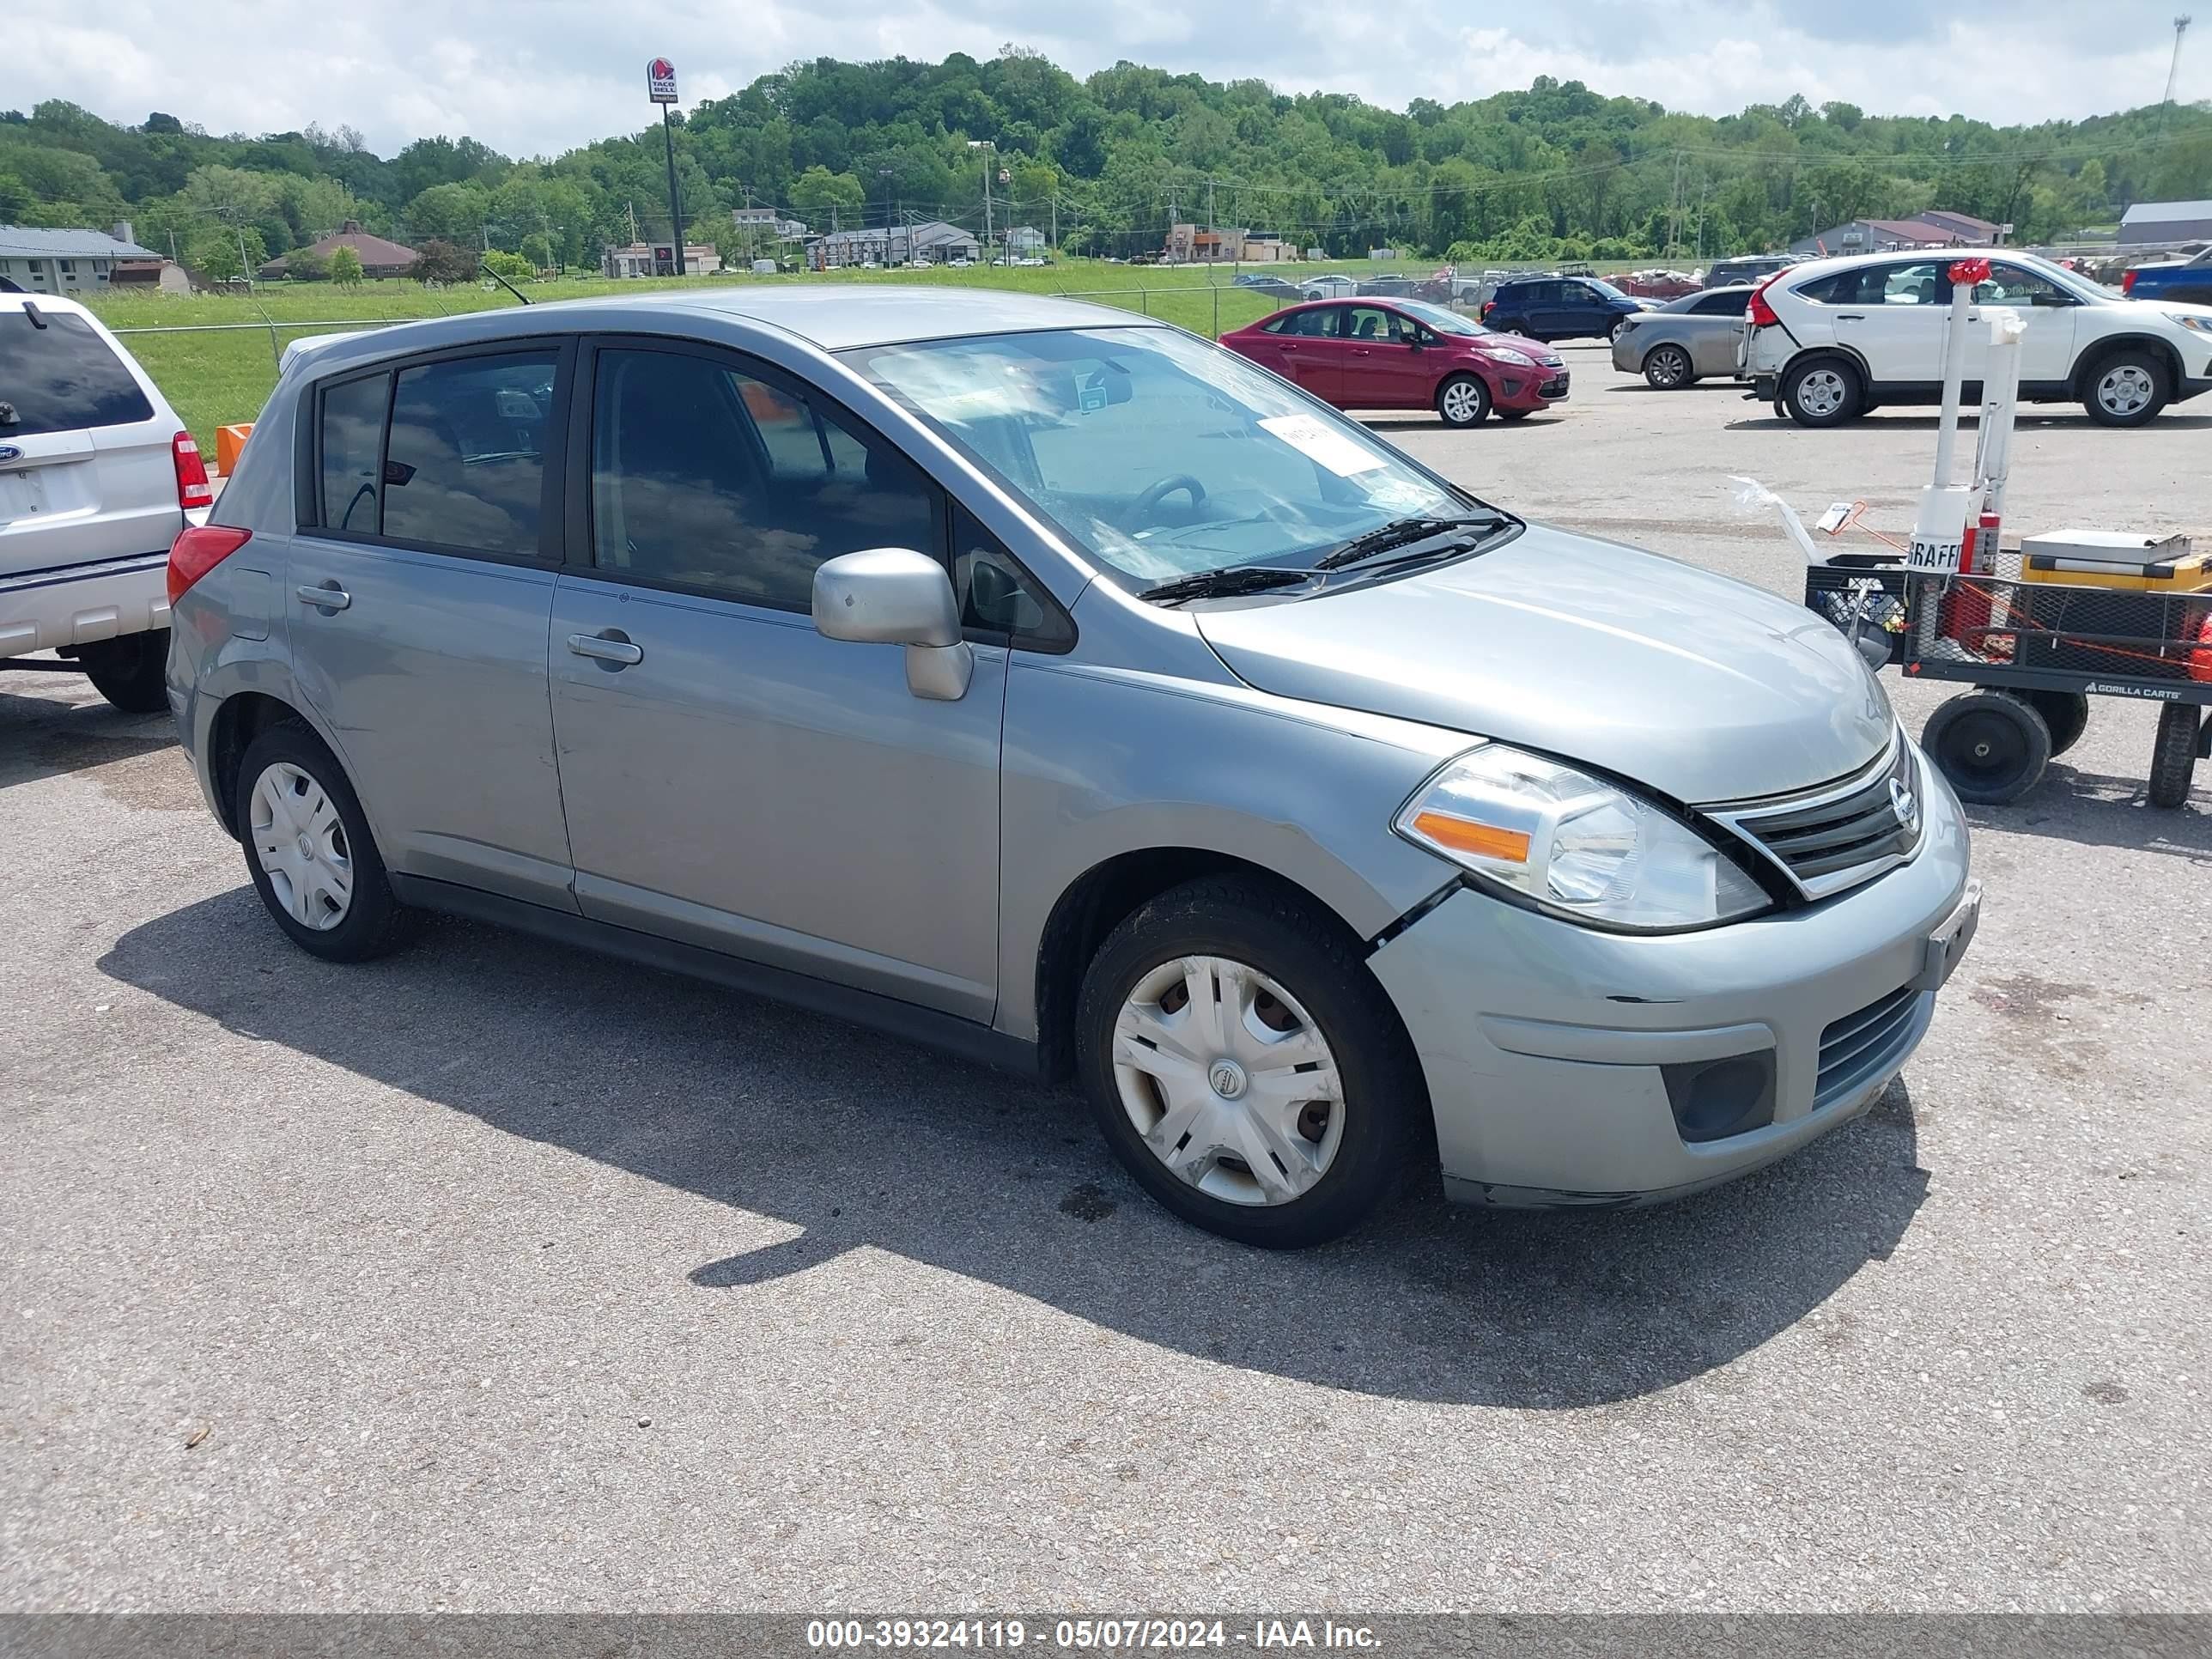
[646,58,679,104]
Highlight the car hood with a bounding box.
[2141,297,2212,322]
[1475,332,1561,364]
[1193,525,1893,804]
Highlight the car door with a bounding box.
[1519,282,1569,337]
[1976,263,2079,387]
[545,339,1007,1022]
[286,343,578,911]
[1338,306,1426,408]
[1688,289,1750,374]
[1263,307,1344,402]
[1825,260,1951,388]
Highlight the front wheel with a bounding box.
[1495,408,1533,422]
[76,630,169,714]
[2020,689,2090,758]
[2083,349,2168,428]
[1074,877,1425,1248]
[2148,701,2203,809]
[1783,356,1864,427]
[1436,373,1491,428]
[1923,690,2051,805]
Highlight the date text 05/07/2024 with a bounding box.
[805,1618,1383,1650]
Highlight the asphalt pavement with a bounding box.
[3,348,2207,1615]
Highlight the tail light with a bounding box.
[1480,300,1495,319]
[172,432,215,511]
[1747,275,1783,328]
[2122,269,2138,295]
[167,525,251,606]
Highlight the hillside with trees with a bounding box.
[3,48,2208,272]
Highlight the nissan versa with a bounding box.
[167,289,1978,1247]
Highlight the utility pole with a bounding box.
[968,141,995,260]
[1668,151,1683,261]
[1050,192,1057,253]
[2166,14,2194,105]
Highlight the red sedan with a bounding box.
[1219,298,1570,427]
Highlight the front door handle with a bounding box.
[295,582,350,611]
[568,630,643,666]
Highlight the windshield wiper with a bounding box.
[1140,565,1319,605]
[1314,514,1512,570]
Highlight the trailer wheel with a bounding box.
[2021,689,2091,758]
[2147,702,2203,809]
[1923,690,2051,805]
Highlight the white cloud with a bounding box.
[4,0,2199,157]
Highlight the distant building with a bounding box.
[0,223,161,294]
[807,220,979,268]
[1004,225,1047,254]
[1163,224,1291,263]
[731,205,811,240]
[1788,211,2002,258]
[111,258,191,295]
[602,241,724,278]
[259,222,420,280]
[2118,199,2212,245]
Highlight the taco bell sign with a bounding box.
[647,58,678,104]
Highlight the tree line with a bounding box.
[3,47,2208,276]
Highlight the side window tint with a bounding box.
[382,352,556,556]
[591,348,943,610]
[1698,290,1750,315]
[954,505,1073,650]
[319,373,388,533]
[1879,263,1948,307]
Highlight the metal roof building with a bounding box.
[2118,199,2212,245]
[0,224,160,295]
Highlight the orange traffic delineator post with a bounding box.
[215,423,254,477]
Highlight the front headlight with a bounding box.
[1395,745,1773,932]
[1486,347,1537,366]
[2175,313,2212,337]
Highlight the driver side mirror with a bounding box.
[811,548,974,702]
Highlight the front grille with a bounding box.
[1815,984,1923,1109]
[1711,737,1922,899]
[1540,373,1571,397]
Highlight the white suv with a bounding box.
[1742,249,2212,428]
[2,290,210,711]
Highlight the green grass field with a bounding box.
[84,261,1307,456]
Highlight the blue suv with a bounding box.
[1481,276,1645,343]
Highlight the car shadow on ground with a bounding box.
[101,889,1931,1409]
[1727,411,2212,432]
[1970,763,2212,853]
[0,684,179,794]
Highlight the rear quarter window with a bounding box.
[0,308,155,437]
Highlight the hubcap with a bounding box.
[1797,368,1846,417]
[1944,709,2032,789]
[1652,348,1687,386]
[249,761,354,932]
[1442,381,1481,422]
[2099,365,2152,416]
[1110,955,1346,1207]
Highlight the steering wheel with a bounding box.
[1123,473,1206,530]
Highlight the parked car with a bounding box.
[170,287,1976,1248]
[1221,297,1568,425]
[2121,244,2212,308]
[1704,254,1800,289]
[1297,274,1358,300]
[1480,275,1645,343]
[2,290,211,711]
[1231,274,1303,302]
[1611,285,1754,387]
[1742,249,2212,427]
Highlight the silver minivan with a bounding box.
[167,289,1978,1247]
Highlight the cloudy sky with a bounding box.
[8,0,2201,158]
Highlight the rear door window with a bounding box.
[318,373,389,533]
[1694,289,1750,315]
[380,351,559,558]
[0,308,154,437]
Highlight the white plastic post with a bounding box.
[1930,259,1987,489]
[1973,307,2027,523]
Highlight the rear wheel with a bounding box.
[1643,343,1694,390]
[234,720,418,963]
[1074,876,1425,1249]
[1923,690,2051,805]
[2148,701,2203,809]
[1436,374,1491,428]
[76,630,169,714]
[2083,348,2167,427]
[1783,356,1864,427]
[2020,689,2091,758]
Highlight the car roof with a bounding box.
[0,290,94,318]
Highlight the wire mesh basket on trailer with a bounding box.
[1804,544,2212,807]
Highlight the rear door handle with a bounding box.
[1835,313,1867,321]
[295,582,350,611]
[568,630,643,666]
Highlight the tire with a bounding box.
[76,629,170,714]
[234,719,418,963]
[2019,689,2090,758]
[1436,373,1491,428]
[1610,316,1637,344]
[1074,875,1425,1249]
[1923,690,2051,805]
[2147,701,2203,810]
[1782,356,1864,427]
[1496,408,1533,422]
[1643,343,1693,390]
[2082,348,2168,428]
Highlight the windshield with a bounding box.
[2008,251,2122,302]
[1392,299,1482,336]
[1585,278,1629,301]
[844,326,1488,584]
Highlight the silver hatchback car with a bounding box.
[167,288,1978,1247]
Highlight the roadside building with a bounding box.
[1163,224,1292,263]
[1787,211,2002,259]
[110,258,192,295]
[602,241,725,277]
[2118,199,2212,245]
[807,220,980,269]
[258,222,419,281]
[0,223,162,294]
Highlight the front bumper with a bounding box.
[1370,768,1974,1206]
[1493,366,1570,410]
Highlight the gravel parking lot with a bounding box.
[3,346,2207,1616]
